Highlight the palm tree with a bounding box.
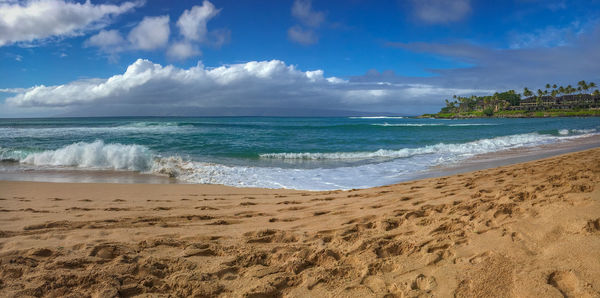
[589,82,596,93]
[558,86,565,95]
[577,80,588,93]
[566,85,574,95]
[523,87,533,98]
[552,84,557,89]
[594,90,600,96]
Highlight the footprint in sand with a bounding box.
[412,274,437,292]
[547,270,596,297]
[585,218,600,234]
[195,206,219,210]
[240,202,257,206]
[277,200,302,205]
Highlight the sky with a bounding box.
[1,0,600,117]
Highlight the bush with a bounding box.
[483,107,494,116]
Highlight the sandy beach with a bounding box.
[0,148,599,297]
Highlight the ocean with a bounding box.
[0,116,598,190]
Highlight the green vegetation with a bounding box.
[424,80,600,118]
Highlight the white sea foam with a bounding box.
[259,132,586,160]
[20,140,153,171]
[372,123,497,127]
[558,128,596,135]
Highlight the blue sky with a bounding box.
[1,0,600,117]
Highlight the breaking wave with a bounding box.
[371,123,498,127]
[18,140,153,171]
[259,131,594,160]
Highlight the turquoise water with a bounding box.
[0,117,598,189]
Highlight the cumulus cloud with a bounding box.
[288,0,325,45]
[176,0,220,42]
[84,29,126,52]
[128,15,170,50]
[166,1,228,60]
[87,1,227,60]
[85,16,171,58]
[0,0,141,46]
[4,58,485,115]
[409,0,471,24]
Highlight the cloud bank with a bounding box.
[4,59,486,116]
[0,0,141,46]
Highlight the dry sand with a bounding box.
[0,148,599,297]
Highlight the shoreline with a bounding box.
[1,134,599,190]
[420,114,600,119]
[0,147,599,296]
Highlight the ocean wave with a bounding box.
[0,124,186,139]
[558,128,596,135]
[124,121,182,127]
[349,116,405,119]
[19,140,153,171]
[259,132,589,160]
[372,123,498,127]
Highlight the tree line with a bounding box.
[441,80,599,115]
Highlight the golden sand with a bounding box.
[0,148,599,297]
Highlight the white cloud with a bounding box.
[288,0,325,45]
[85,29,126,52]
[0,0,141,46]
[291,0,324,28]
[287,26,318,45]
[5,59,487,115]
[410,0,471,24]
[176,0,220,42]
[86,1,226,60]
[167,41,200,60]
[128,15,170,50]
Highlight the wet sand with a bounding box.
[0,148,599,297]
